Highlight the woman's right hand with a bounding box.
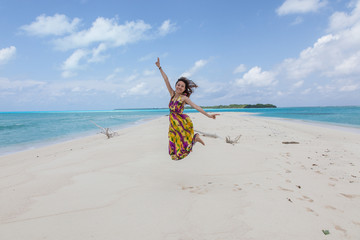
[155,57,161,68]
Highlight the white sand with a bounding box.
[0,112,359,240]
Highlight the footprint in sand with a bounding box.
[298,195,314,203]
[353,221,360,226]
[325,205,336,210]
[334,225,347,235]
[278,186,294,192]
[329,177,338,182]
[325,205,344,213]
[184,185,209,194]
[233,184,242,191]
[181,186,194,191]
[181,183,246,194]
[306,207,319,216]
[340,193,360,199]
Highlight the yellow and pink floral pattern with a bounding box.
[168,95,198,160]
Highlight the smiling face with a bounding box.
[175,80,186,94]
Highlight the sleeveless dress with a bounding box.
[168,94,198,160]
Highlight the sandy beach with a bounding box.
[0,112,359,240]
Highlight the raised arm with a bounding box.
[155,57,174,97]
[182,96,220,119]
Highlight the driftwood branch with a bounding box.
[225,135,242,145]
[282,141,299,144]
[195,130,220,139]
[91,121,118,139]
[195,129,241,145]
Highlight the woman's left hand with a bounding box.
[209,114,220,119]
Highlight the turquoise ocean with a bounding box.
[0,106,359,156]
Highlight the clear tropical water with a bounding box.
[236,106,360,127]
[0,110,168,156]
[0,106,359,156]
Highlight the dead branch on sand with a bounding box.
[91,121,118,139]
[225,135,242,145]
[282,141,299,144]
[195,130,220,139]
[195,129,241,145]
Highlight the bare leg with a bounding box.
[195,134,205,146]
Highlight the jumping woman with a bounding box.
[156,58,219,160]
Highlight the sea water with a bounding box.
[0,110,168,156]
[0,106,359,156]
[247,106,360,127]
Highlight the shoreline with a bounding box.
[0,114,166,157]
[1,111,359,157]
[1,112,359,239]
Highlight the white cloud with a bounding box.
[293,80,304,88]
[1,72,161,103]
[328,0,360,32]
[233,64,246,74]
[236,66,277,87]
[88,43,108,63]
[192,79,227,100]
[276,0,327,16]
[280,34,341,79]
[158,20,176,36]
[124,74,138,83]
[0,46,16,65]
[138,53,155,62]
[0,77,46,90]
[182,59,208,78]
[127,82,149,95]
[21,14,176,77]
[263,2,360,103]
[334,51,360,75]
[61,49,88,78]
[54,18,152,51]
[339,84,359,91]
[301,88,312,94]
[316,84,336,93]
[143,69,155,76]
[61,71,75,78]
[105,67,123,81]
[277,2,360,81]
[277,91,285,96]
[21,14,80,36]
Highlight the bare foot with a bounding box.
[195,134,205,145]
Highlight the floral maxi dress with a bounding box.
[168,95,198,160]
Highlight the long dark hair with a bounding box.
[176,77,198,97]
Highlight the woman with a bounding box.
[155,57,219,160]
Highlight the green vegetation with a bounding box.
[186,103,276,109]
[243,104,277,108]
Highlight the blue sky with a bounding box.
[1,0,359,111]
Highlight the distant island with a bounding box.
[186,103,277,109]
